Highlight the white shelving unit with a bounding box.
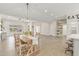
[56,20,63,37]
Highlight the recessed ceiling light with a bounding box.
[50,13,53,16]
[44,9,48,13]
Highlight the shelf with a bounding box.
[56,19,63,36]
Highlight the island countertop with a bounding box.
[67,34,79,40]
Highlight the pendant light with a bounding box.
[26,3,32,36]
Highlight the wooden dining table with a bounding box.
[20,35,39,45]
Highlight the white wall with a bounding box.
[40,22,50,35]
[3,19,28,36]
[39,20,57,36]
[1,14,57,36]
[50,21,57,36]
[3,19,57,36]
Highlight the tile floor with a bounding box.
[0,36,15,56]
[38,35,66,56]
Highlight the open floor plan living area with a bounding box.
[0,3,79,56]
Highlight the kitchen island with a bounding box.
[67,34,79,56]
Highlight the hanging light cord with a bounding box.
[26,3,30,34]
[26,3,29,20]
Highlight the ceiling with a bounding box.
[0,3,79,22]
